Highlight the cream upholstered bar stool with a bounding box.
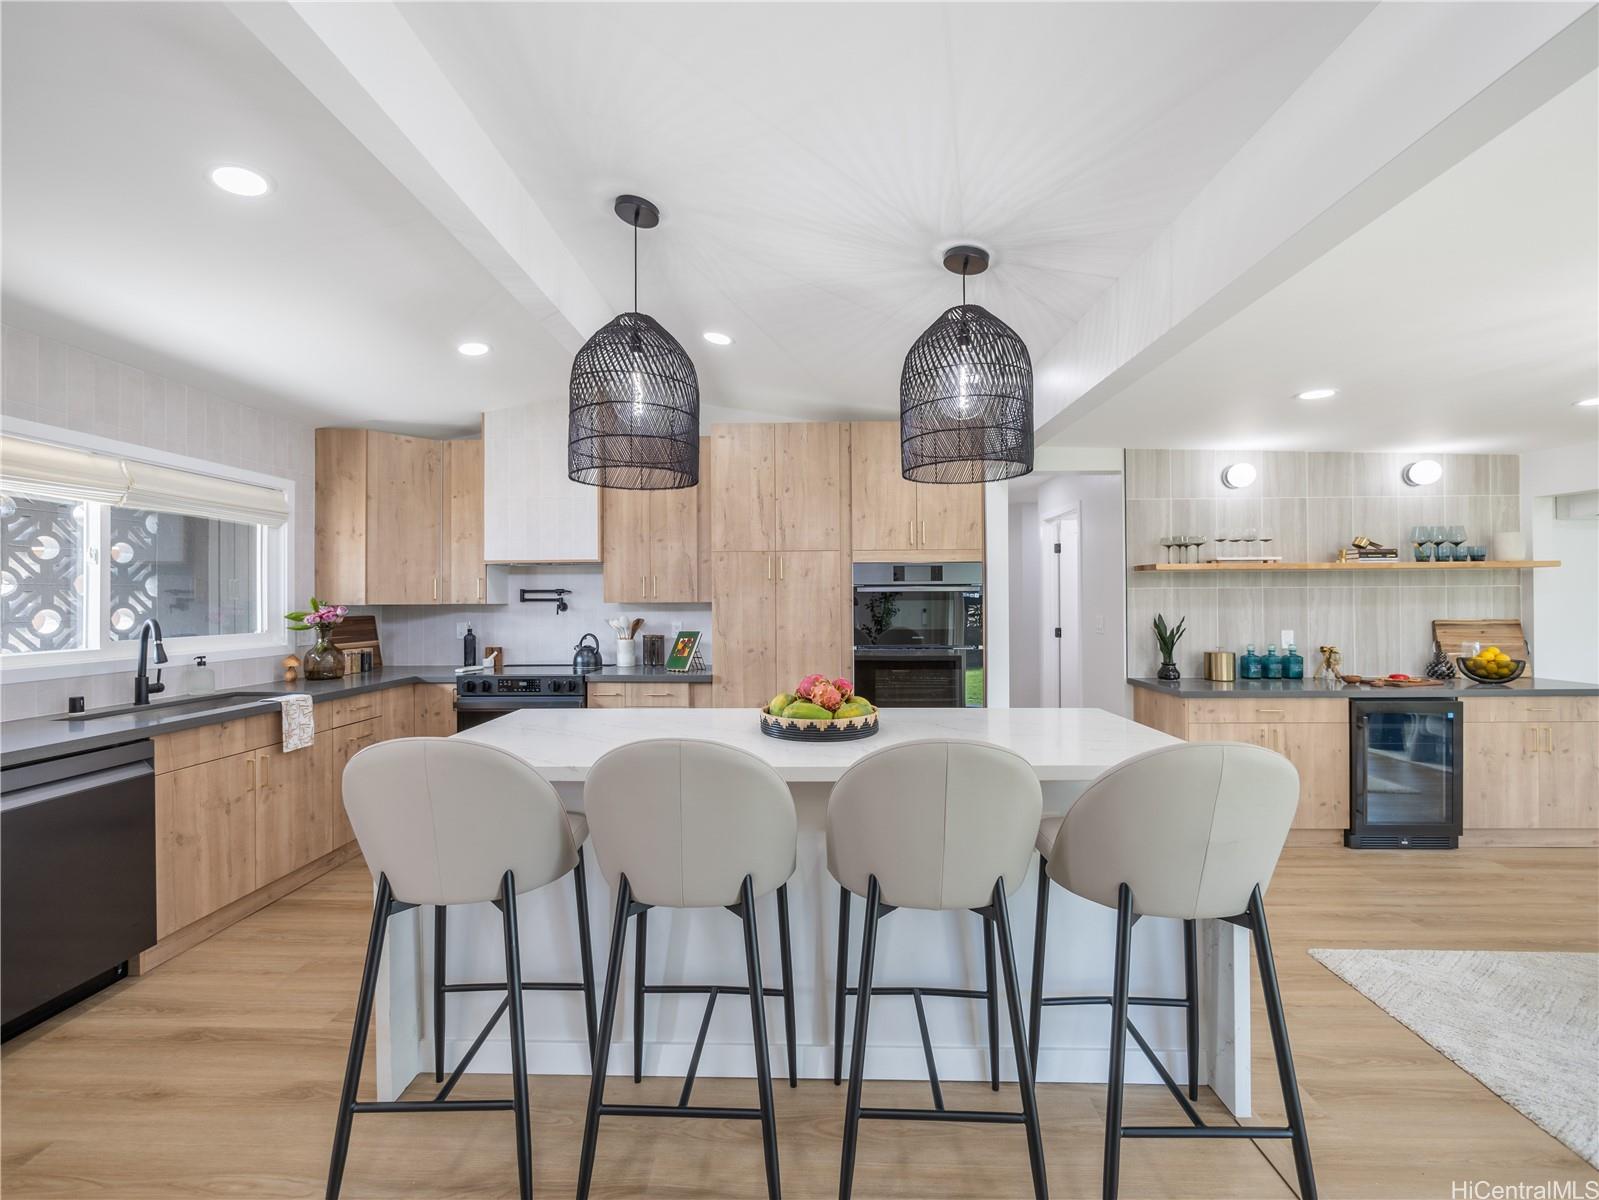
[328,738,596,1200]
[1033,742,1317,1200]
[828,739,1048,1200]
[577,739,798,1200]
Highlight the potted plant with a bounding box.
[1153,614,1186,682]
[286,597,349,680]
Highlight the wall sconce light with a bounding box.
[1220,462,1257,489]
[1402,460,1443,487]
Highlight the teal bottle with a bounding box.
[1241,643,1262,679]
[1264,643,1284,679]
[1285,643,1304,680]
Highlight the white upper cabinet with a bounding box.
[482,403,601,563]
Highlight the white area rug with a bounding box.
[1309,948,1599,1167]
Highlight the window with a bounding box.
[0,431,288,664]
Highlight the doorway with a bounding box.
[1041,507,1082,707]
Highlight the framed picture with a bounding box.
[666,630,702,673]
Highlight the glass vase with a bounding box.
[301,632,344,680]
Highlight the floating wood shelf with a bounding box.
[1131,560,1561,572]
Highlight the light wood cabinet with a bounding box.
[585,681,627,709]
[253,733,333,880]
[601,485,700,602]
[711,551,778,708]
[1186,720,1349,831]
[415,684,458,738]
[328,718,381,848]
[849,421,982,556]
[1463,702,1598,833]
[316,429,486,604]
[155,754,257,938]
[446,439,489,603]
[711,549,850,709]
[481,403,601,563]
[710,424,776,553]
[625,683,690,707]
[709,422,850,554]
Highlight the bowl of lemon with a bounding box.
[1457,646,1526,686]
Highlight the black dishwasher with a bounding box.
[2,739,156,1039]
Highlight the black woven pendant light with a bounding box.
[899,245,1033,483]
[568,195,699,490]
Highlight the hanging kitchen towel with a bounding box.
[278,693,315,752]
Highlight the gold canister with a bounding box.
[1204,651,1236,681]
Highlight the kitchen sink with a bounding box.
[55,692,281,721]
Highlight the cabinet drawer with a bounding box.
[1464,697,1599,724]
[319,692,383,729]
[624,683,690,707]
[155,712,279,774]
[586,682,626,702]
[1185,698,1347,725]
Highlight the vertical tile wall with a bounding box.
[0,325,317,717]
[1125,449,1523,678]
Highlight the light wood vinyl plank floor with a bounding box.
[3,848,1596,1199]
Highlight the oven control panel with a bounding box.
[458,676,584,697]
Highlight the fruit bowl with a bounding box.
[1456,656,1526,686]
[760,673,879,740]
[759,707,879,741]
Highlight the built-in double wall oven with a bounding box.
[852,562,983,707]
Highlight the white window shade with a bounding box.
[121,461,289,527]
[0,436,130,503]
[0,435,289,526]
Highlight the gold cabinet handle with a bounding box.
[909,520,915,546]
[778,556,784,581]
[1541,726,1553,753]
[653,574,659,597]
[433,576,439,601]
[476,576,482,601]
[258,755,270,788]
[922,520,927,546]
[1257,708,1286,717]
[766,556,772,580]
[246,756,256,792]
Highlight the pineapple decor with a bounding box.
[1425,641,1457,681]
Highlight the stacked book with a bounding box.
[1337,545,1400,562]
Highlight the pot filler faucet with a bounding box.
[134,618,167,706]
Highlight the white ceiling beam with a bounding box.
[1036,3,1598,444]
[231,1,611,354]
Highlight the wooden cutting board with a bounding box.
[1340,674,1437,688]
[328,614,383,667]
[1432,618,1528,664]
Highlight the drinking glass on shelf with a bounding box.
[1258,529,1275,560]
[1243,527,1259,559]
[1410,525,1431,562]
[1189,535,1206,564]
[1446,526,1467,562]
[1160,536,1176,564]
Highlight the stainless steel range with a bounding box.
[455,666,587,731]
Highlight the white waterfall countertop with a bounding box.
[455,705,1179,782]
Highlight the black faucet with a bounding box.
[134,618,168,705]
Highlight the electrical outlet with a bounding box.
[1281,629,1295,648]
[1095,615,1105,635]
[455,622,469,638]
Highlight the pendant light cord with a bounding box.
[633,221,639,313]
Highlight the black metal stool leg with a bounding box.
[739,876,782,1200]
[776,883,798,1088]
[1103,883,1134,1200]
[433,904,447,1083]
[984,915,1000,1091]
[838,876,882,1200]
[326,874,393,1200]
[633,908,648,1082]
[993,880,1048,1200]
[1028,855,1050,1076]
[833,884,850,1086]
[1248,886,1317,1200]
[1183,918,1199,1101]
[574,848,598,1058]
[498,873,533,1200]
[577,878,632,1200]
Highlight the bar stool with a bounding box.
[827,739,1047,1200]
[577,739,798,1200]
[1028,821,1198,1096]
[327,738,596,1200]
[1034,742,1316,1200]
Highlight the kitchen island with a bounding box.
[369,707,1267,1117]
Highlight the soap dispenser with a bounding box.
[190,655,216,695]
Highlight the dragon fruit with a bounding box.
[810,682,844,712]
[795,673,826,700]
[832,677,853,700]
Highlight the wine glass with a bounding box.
[1243,527,1259,560]
[1258,529,1275,561]
[1160,536,1176,564]
[1410,525,1431,562]
[1446,525,1467,562]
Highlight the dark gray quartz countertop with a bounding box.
[1127,676,1599,700]
[1,662,715,768]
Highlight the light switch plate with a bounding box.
[455,622,469,638]
[1281,629,1295,648]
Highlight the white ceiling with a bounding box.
[1055,71,1599,453]
[0,2,574,434]
[1,1,1371,432]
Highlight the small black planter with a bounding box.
[1156,661,1181,681]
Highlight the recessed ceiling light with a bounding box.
[1576,397,1599,408]
[702,331,733,346]
[1402,459,1443,487]
[457,342,490,357]
[1296,388,1338,401]
[209,165,272,197]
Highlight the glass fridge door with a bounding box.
[1356,708,1455,827]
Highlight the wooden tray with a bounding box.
[1339,674,1436,688]
[1432,618,1527,665]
